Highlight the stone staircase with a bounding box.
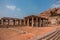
[30,29,60,40]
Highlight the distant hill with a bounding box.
[38,8,60,18]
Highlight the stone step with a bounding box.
[38,30,60,40]
[49,32,59,40]
[54,32,60,40]
[42,31,58,40]
[57,36,60,40]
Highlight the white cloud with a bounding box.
[51,0,60,8]
[6,5,16,10]
[6,5,21,11]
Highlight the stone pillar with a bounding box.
[45,20,47,26]
[44,19,47,27]
[27,18,29,26]
[24,19,26,26]
[45,19,47,26]
[39,18,41,27]
[16,20,18,25]
[36,18,38,27]
[43,19,46,27]
[40,18,42,27]
[41,19,43,27]
[43,19,45,27]
[18,20,20,26]
[42,19,44,27]
[32,17,34,27]
[8,20,9,25]
[17,20,19,26]
[20,20,22,26]
[38,18,40,27]
[1,19,3,25]
[45,20,46,26]
[16,20,19,26]
[9,20,10,25]
[43,20,45,27]
[47,19,48,26]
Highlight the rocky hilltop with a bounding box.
[39,8,60,18]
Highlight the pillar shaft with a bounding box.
[20,20,22,26]
[1,19,3,25]
[24,19,26,26]
[8,20,9,25]
[15,20,17,25]
[44,20,46,26]
[39,18,41,27]
[3,20,4,25]
[18,20,20,25]
[40,18,42,27]
[17,20,19,25]
[27,18,29,26]
[46,20,48,26]
[41,19,43,27]
[16,20,19,26]
[32,17,34,27]
[36,18,38,27]
[43,19,45,27]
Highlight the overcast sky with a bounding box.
[0,0,59,18]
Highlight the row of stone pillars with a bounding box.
[0,16,48,27]
[0,19,25,26]
[24,17,48,27]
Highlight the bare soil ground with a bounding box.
[0,25,60,40]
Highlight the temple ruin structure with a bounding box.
[0,15,48,27]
